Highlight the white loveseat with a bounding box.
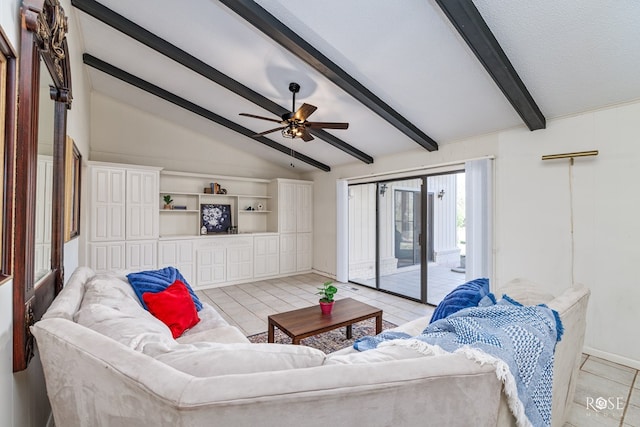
[33,267,589,427]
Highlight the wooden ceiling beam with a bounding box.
[71,0,372,164]
[220,0,439,152]
[435,0,546,130]
[83,54,331,172]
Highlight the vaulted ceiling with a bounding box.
[72,0,640,172]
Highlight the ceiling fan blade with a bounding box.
[239,113,283,124]
[252,126,287,137]
[294,103,317,121]
[300,128,314,142]
[306,121,349,130]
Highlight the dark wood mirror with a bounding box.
[13,0,72,372]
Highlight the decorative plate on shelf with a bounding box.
[201,204,231,233]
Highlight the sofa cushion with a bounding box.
[177,326,250,344]
[429,277,490,323]
[325,344,426,365]
[74,303,174,352]
[180,304,229,335]
[127,267,203,311]
[154,342,326,376]
[80,274,143,314]
[143,280,201,338]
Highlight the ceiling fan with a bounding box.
[240,82,349,142]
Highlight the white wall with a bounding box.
[1,1,91,426]
[89,93,301,180]
[495,100,640,368]
[0,8,19,426]
[310,100,640,368]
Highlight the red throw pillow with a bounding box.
[143,280,200,338]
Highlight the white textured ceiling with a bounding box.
[74,0,640,172]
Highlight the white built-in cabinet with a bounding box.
[196,245,226,287]
[127,170,159,240]
[157,239,195,285]
[191,236,253,289]
[270,179,313,274]
[85,164,313,288]
[86,162,160,272]
[254,235,279,278]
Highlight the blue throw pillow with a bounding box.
[429,278,490,323]
[127,267,203,311]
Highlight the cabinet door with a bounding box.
[89,242,125,272]
[126,240,157,271]
[227,244,253,282]
[279,233,297,274]
[296,183,313,233]
[90,167,126,241]
[254,235,279,278]
[296,232,313,272]
[158,240,195,285]
[127,170,159,240]
[278,182,297,233]
[196,247,226,287]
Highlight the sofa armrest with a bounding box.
[497,278,555,305]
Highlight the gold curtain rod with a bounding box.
[541,150,598,160]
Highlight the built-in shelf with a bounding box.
[160,191,272,199]
[159,170,276,236]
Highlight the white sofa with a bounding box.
[33,267,589,427]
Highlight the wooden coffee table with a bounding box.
[268,298,383,345]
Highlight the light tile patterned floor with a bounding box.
[195,273,640,427]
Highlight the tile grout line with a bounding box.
[581,358,638,389]
[619,369,638,427]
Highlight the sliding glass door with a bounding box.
[348,171,469,305]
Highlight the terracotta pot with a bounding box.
[163,204,173,210]
[319,301,334,315]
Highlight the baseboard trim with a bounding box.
[583,346,640,370]
[311,269,335,280]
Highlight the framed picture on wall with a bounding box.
[64,136,81,241]
[201,204,231,233]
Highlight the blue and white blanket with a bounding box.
[354,301,563,427]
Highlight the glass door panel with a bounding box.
[378,178,423,300]
[425,172,467,305]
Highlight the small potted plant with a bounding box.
[163,194,173,210]
[317,280,338,315]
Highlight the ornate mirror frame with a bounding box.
[13,0,72,372]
